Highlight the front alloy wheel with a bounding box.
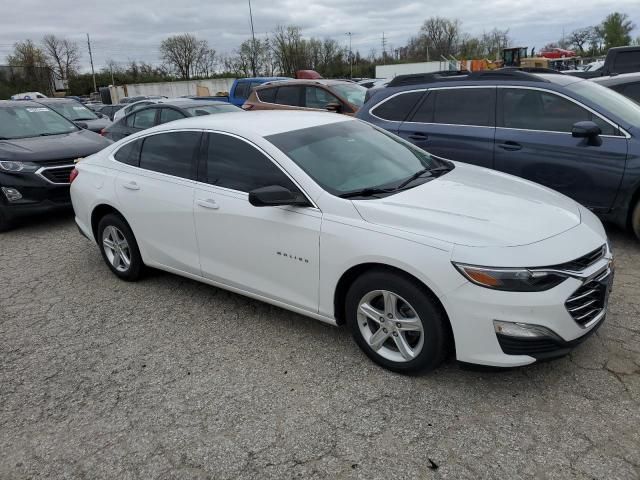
[346,270,449,373]
[358,290,424,363]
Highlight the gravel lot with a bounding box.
[1,212,639,480]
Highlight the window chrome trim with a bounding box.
[35,164,75,185]
[496,85,630,139]
[368,88,427,123]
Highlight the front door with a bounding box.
[397,87,496,168]
[193,132,321,313]
[494,87,627,211]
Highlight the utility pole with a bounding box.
[248,0,257,77]
[346,32,353,78]
[382,32,387,65]
[86,33,97,94]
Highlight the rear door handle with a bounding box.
[498,141,522,151]
[197,198,219,210]
[122,181,139,190]
[408,133,428,141]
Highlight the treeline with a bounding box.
[3,11,638,97]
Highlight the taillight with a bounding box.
[99,128,106,136]
[242,104,254,110]
[69,167,79,184]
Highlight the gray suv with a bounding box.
[357,69,640,240]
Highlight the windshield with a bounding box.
[567,80,640,127]
[330,83,367,108]
[46,102,98,121]
[266,120,446,196]
[185,104,241,116]
[0,106,77,139]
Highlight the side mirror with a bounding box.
[325,102,343,113]
[572,121,601,138]
[248,185,309,207]
[75,121,89,129]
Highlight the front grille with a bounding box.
[34,158,77,167]
[39,165,74,184]
[565,269,611,327]
[547,245,606,272]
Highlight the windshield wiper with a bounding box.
[339,187,393,199]
[395,165,454,190]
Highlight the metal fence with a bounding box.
[0,65,54,99]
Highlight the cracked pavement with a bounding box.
[1,212,639,479]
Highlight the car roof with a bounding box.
[34,97,82,103]
[591,72,640,86]
[147,110,352,137]
[0,99,49,108]
[257,79,355,89]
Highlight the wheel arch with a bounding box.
[627,183,640,230]
[333,263,454,349]
[90,203,130,243]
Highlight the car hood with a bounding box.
[352,163,581,248]
[0,129,111,163]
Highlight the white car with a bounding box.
[112,98,168,122]
[70,111,613,373]
[10,91,47,100]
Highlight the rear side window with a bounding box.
[275,86,302,106]
[132,109,156,129]
[113,139,142,166]
[431,88,495,127]
[159,108,185,124]
[612,51,640,74]
[203,133,297,192]
[139,131,201,179]
[234,82,250,100]
[372,91,424,121]
[257,87,277,103]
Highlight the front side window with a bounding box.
[0,105,77,139]
[159,108,185,124]
[139,131,200,179]
[372,91,424,121]
[132,109,156,129]
[329,83,366,108]
[203,133,297,192]
[567,80,640,129]
[304,87,339,109]
[275,86,302,106]
[500,88,615,135]
[266,120,445,196]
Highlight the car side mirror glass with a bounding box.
[75,121,89,129]
[325,102,342,113]
[248,185,309,207]
[572,121,601,139]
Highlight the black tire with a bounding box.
[632,200,640,241]
[97,213,144,281]
[0,208,12,233]
[345,269,449,374]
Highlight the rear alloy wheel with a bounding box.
[97,213,143,280]
[346,270,449,373]
[632,200,640,241]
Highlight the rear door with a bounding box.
[493,87,627,211]
[397,86,496,168]
[115,130,202,274]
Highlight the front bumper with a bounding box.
[0,171,72,220]
[441,250,613,368]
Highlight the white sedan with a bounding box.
[70,111,613,373]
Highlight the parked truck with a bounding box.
[568,46,640,78]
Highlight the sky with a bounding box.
[0,0,639,72]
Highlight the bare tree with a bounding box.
[7,39,49,68]
[42,35,80,79]
[160,34,211,80]
[567,28,591,54]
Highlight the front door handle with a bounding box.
[197,198,220,210]
[122,181,139,190]
[408,133,428,142]
[498,141,522,151]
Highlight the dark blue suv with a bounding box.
[357,69,640,240]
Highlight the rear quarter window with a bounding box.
[371,91,424,121]
[113,139,142,166]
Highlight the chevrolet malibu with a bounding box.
[70,111,613,373]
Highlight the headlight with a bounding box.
[453,263,568,292]
[0,160,39,173]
